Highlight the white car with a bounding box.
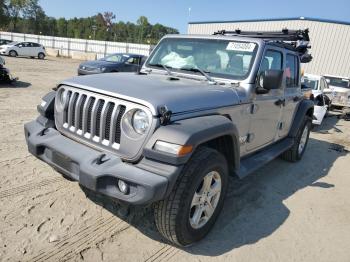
[302,74,332,125]
[0,42,46,59]
[324,75,350,108]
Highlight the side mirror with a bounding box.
[256,70,283,94]
[326,79,330,84]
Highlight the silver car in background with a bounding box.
[0,41,46,59]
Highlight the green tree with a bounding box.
[0,1,179,44]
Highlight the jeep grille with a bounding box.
[55,86,156,161]
[60,90,126,148]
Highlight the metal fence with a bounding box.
[0,31,152,59]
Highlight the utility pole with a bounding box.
[92,25,97,40]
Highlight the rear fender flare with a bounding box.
[289,99,314,138]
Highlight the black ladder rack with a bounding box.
[213,28,313,63]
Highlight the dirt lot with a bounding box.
[0,56,350,262]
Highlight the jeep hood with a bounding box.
[61,73,241,115]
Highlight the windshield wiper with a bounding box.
[148,63,173,75]
[180,67,217,84]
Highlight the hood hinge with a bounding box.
[158,105,172,126]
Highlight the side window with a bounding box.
[127,57,141,65]
[260,50,283,72]
[286,54,299,88]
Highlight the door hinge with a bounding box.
[278,122,284,130]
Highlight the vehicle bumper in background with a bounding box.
[77,69,101,76]
[24,119,182,205]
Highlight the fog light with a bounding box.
[118,180,129,194]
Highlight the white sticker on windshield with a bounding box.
[226,42,256,52]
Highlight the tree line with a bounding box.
[0,0,179,44]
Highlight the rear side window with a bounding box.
[260,50,283,71]
[286,54,299,87]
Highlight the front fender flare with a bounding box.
[143,115,240,169]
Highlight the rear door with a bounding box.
[247,48,284,152]
[278,53,301,138]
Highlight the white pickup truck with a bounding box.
[324,75,350,109]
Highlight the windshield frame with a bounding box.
[145,36,260,82]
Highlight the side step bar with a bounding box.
[236,138,295,179]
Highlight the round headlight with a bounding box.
[132,110,150,135]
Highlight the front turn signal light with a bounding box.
[154,141,193,156]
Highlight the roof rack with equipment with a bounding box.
[213,28,312,63]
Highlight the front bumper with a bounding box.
[78,69,102,76]
[24,119,182,205]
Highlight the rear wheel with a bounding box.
[38,53,45,59]
[281,115,311,162]
[9,50,17,57]
[154,147,228,246]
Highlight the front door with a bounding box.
[247,49,284,152]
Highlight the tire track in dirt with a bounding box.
[0,177,64,199]
[27,215,131,262]
[144,245,180,262]
[2,183,76,223]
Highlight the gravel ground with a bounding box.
[0,56,350,262]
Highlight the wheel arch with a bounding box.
[143,115,240,173]
[288,99,314,138]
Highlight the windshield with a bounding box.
[325,76,350,88]
[147,37,258,80]
[102,54,127,63]
[302,77,319,90]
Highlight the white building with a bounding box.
[188,17,350,77]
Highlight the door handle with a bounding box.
[275,98,286,107]
[293,96,301,102]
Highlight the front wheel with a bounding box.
[9,50,17,57]
[281,116,311,162]
[154,147,228,246]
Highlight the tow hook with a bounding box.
[96,154,110,165]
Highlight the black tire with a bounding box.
[9,50,17,57]
[38,53,45,59]
[154,147,228,247]
[281,116,312,162]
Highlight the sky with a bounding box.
[40,0,350,33]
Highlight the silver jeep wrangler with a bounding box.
[24,29,314,246]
